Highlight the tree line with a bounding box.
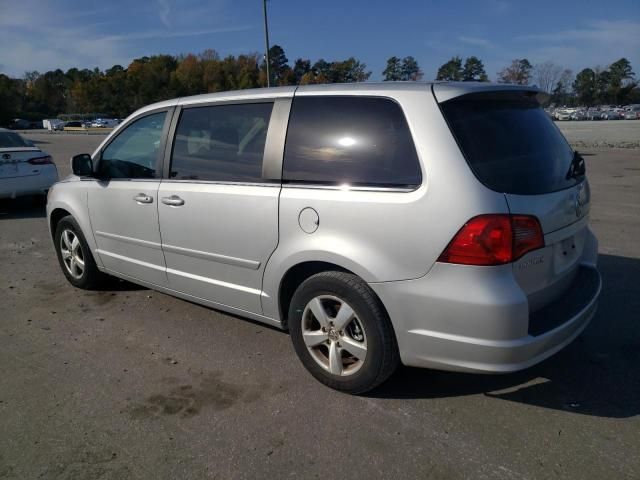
[0,44,637,126]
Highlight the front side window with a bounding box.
[170,103,273,182]
[98,112,167,179]
[283,96,422,187]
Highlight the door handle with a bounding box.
[161,195,185,206]
[133,193,153,204]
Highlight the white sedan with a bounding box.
[0,129,58,199]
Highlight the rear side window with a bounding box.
[440,93,579,195]
[283,96,421,188]
[171,103,273,182]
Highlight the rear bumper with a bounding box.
[0,167,58,199]
[370,263,601,373]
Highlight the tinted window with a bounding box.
[283,97,421,187]
[440,93,580,195]
[98,112,166,179]
[171,103,273,182]
[0,132,31,148]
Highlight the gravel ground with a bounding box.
[0,132,638,479]
[557,120,640,149]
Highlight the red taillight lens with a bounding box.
[438,214,544,266]
[511,215,544,260]
[28,155,53,165]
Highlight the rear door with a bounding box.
[438,90,591,310]
[87,109,172,286]
[157,99,288,314]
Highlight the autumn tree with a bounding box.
[497,59,533,85]
[534,61,563,93]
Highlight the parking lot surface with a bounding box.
[1,132,639,479]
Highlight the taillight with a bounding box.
[28,155,53,165]
[438,214,544,266]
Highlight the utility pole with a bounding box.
[263,0,271,87]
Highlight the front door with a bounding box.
[88,110,171,286]
[157,102,279,314]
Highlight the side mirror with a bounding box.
[71,153,93,177]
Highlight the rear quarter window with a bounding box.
[440,92,580,195]
[283,96,421,188]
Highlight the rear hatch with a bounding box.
[0,131,50,179]
[436,87,591,312]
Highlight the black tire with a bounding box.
[288,271,399,394]
[54,215,106,289]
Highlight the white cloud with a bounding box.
[0,1,250,77]
[157,0,171,28]
[458,36,492,48]
[515,20,640,70]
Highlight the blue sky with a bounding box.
[0,0,638,80]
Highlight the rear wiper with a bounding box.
[566,151,586,180]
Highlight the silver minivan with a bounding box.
[47,82,601,393]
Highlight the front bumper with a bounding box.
[370,263,601,373]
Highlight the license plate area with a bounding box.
[552,229,586,275]
[0,161,19,177]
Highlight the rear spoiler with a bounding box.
[432,82,548,104]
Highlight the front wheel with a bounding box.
[54,215,106,289]
[288,271,399,394]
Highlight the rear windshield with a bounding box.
[440,93,580,195]
[0,132,31,148]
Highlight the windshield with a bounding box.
[440,92,581,195]
[0,132,32,148]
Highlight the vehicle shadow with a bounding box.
[369,253,640,419]
[0,197,46,219]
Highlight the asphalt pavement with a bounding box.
[0,131,638,479]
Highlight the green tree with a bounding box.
[292,58,311,83]
[436,56,463,81]
[573,68,597,106]
[497,58,533,84]
[383,56,402,81]
[0,74,24,126]
[266,45,292,86]
[462,56,488,81]
[400,56,423,81]
[608,58,636,104]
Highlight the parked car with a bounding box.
[0,128,58,199]
[570,110,587,121]
[624,106,640,120]
[555,110,572,121]
[47,83,601,393]
[601,110,624,120]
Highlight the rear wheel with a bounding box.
[289,271,399,394]
[54,215,106,289]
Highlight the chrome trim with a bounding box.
[95,249,166,271]
[282,183,417,193]
[98,267,283,329]
[166,267,263,295]
[95,231,162,250]
[160,179,280,187]
[162,243,261,270]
